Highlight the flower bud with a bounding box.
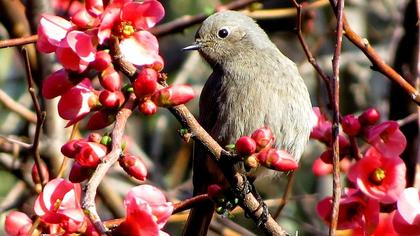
[91,50,112,71]
[207,184,223,199]
[87,132,102,143]
[133,68,158,99]
[5,211,32,236]
[69,162,93,183]
[358,108,380,125]
[319,149,333,164]
[251,127,274,151]
[235,136,256,155]
[99,90,125,108]
[61,139,84,158]
[32,161,49,186]
[256,148,298,172]
[85,110,115,130]
[138,100,157,115]
[312,157,333,176]
[99,66,122,91]
[341,114,361,136]
[75,142,107,167]
[119,154,147,181]
[42,69,77,99]
[244,154,259,169]
[152,85,196,107]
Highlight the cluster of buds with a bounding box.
[133,67,196,115]
[207,184,238,218]
[234,127,298,172]
[61,132,147,183]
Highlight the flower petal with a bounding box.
[121,0,165,29]
[120,31,159,66]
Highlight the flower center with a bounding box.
[116,21,135,38]
[369,168,386,185]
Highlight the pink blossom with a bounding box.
[392,187,420,235]
[34,178,85,233]
[5,211,32,236]
[353,213,397,236]
[74,141,107,167]
[37,14,73,53]
[317,189,379,234]
[58,79,99,127]
[348,147,406,203]
[42,69,80,99]
[365,121,407,158]
[114,185,173,236]
[152,84,196,107]
[97,0,165,66]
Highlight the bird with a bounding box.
[182,10,314,236]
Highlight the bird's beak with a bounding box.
[182,42,202,51]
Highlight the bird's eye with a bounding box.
[217,27,230,39]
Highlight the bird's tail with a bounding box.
[182,200,214,236]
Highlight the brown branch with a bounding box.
[22,47,47,188]
[110,37,288,236]
[342,16,420,105]
[173,194,212,214]
[0,89,37,123]
[0,35,38,48]
[291,0,332,102]
[328,0,345,235]
[82,93,136,235]
[244,0,329,19]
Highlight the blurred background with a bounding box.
[0,0,418,235]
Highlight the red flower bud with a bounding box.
[138,99,157,116]
[256,148,298,172]
[99,90,125,108]
[251,127,274,151]
[85,110,115,130]
[32,161,49,186]
[319,149,333,164]
[99,66,122,91]
[91,50,112,71]
[207,184,223,199]
[235,136,256,155]
[119,154,147,181]
[312,157,333,176]
[358,108,380,125]
[75,142,107,167]
[133,68,158,99]
[341,114,361,136]
[61,139,85,158]
[87,132,102,143]
[152,85,196,107]
[42,69,77,99]
[69,162,93,183]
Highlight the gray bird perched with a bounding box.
[182,10,314,236]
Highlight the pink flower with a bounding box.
[353,213,397,236]
[392,187,420,235]
[37,14,96,72]
[256,148,298,172]
[5,211,32,236]
[317,189,379,234]
[97,0,165,66]
[365,121,407,158]
[310,107,332,144]
[251,127,274,151]
[34,178,85,233]
[58,79,99,127]
[312,157,333,176]
[42,69,82,99]
[114,185,173,236]
[348,147,406,203]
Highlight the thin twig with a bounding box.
[328,0,345,234]
[0,89,37,123]
[273,172,295,219]
[244,0,329,19]
[22,47,47,188]
[0,35,38,48]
